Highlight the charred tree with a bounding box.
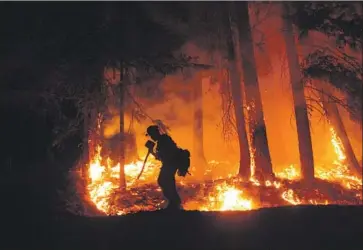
[282,3,315,184]
[226,5,251,180]
[235,2,274,179]
[318,84,361,176]
[119,67,126,190]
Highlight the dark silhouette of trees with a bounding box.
[292,2,362,175]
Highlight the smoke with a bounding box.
[249,2,362,171]
[101,3,361,177]
[102,44,239,166]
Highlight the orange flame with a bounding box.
[83,124,361,215]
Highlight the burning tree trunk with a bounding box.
[236,2,274,178]
[282,3,315,184]
[119,67,126,190]
[227,5,251,180]
[192,70,208,174]
[318,84,361,176]
[82,104,90,185]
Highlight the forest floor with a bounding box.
[2,185,363,250]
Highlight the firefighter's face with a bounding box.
[149,131,160,141]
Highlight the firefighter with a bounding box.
[145,125,182,210]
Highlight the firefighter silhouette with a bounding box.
[146,125,182,210]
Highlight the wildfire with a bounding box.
[87,145,159,213]
[88,146,119,213]
[330,127,346,162]
[84,126,362,216]
[314,127,362,190]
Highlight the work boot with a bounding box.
[164,201,183,211]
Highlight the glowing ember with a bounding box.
[281,189,302,205]
[249,146,256,177]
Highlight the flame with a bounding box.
[83,124,361,216]
[249,146,256,177]
[87,145,159,214]
[194,182,253,211]
[281,189,301,205]
[314,127,362,190]
[275,165,300,180]
[330,127,346,162]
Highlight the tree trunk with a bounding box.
[318,84,361,176]
[119,67,126,190]
[227,6,251,180]
[82,104,90,186]
[282,3,315,184]
[192,70,208,175]
[235,1,274,179]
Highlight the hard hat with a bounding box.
[145,125,159,136]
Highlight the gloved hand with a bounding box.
[145,140,155,151]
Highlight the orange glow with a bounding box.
[84,120,361,215]
[83,62,362,215]
[77,6,362,215]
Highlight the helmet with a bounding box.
[146,125,160,136]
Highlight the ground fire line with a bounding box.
[81,125,362,216]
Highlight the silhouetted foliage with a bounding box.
[291,2,362,123]
[302,50,362,123]
[291,2,362,50]
[0,3,204,149]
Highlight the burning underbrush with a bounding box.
[62,119,362,217]
[70,143,361,216]
[105,176,361,216]
[97,171,361,216]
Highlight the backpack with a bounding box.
[176,149,191,177]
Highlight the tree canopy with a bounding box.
[290,2,362,124]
